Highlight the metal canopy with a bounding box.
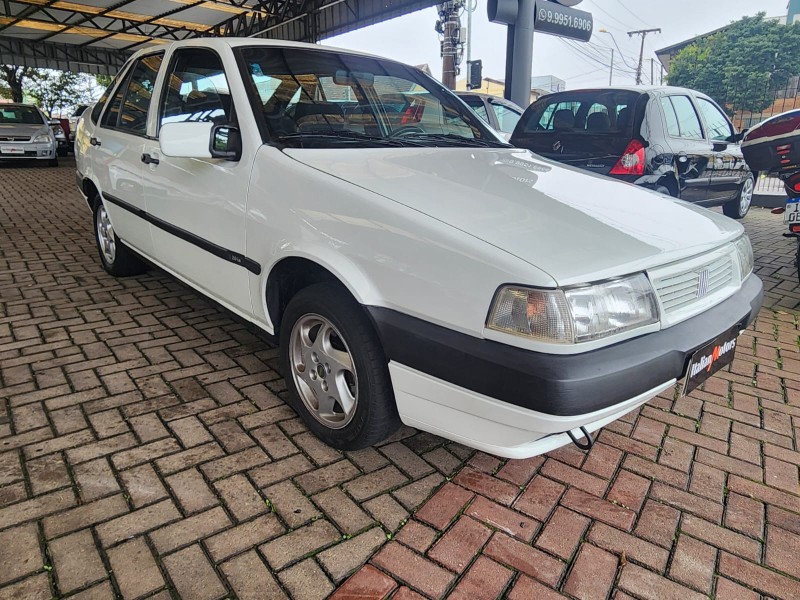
[0,0,437,74]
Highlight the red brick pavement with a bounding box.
[1,159,800,599]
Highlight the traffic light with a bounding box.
[467,60,482,90]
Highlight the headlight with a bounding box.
[488,273,659,344]
[33,133,51,143]
[734,234,753,280]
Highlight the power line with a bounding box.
[560,39,637,82]
[612,0,653,29]
[584,0,637,33]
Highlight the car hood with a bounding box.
[0,123,49,139]
[285,147,743,285]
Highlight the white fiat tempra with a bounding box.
[76,39,762,459]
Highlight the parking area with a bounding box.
[1,158,799,599]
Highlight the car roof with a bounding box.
[455,92,523,109]
[131,37,388,63]
[541,85,710,98]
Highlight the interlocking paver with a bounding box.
[4,163,800,599]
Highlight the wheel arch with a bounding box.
[263,253,378,334]
[81,177,101,210]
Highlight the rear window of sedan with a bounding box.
[516,90,643,136]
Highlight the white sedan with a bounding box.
[75,39,762,459]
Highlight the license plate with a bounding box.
[0,146,24,155]
[683,325,741,396]
[785,197,800,224]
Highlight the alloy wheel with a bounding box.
[289,314,359,429]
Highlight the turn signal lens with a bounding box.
[610,139,646,176]
[734,235,754,280]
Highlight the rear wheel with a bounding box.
[93,199,148,277]
[723,173,755,219]
[279,283,400,450]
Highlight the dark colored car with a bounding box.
[510,86,755,219]
[455,92,523,139]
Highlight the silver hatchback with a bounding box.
[0,103,59,166]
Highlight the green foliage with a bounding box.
[25,69,98,117]
[668,13,800,113]
[95,74,114,89]
[1,65,33,103]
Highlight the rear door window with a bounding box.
[116,54,163,135]
[696,98,733,141]
[461,97,490,123]
[490,101,521,133]
[661,95,703,139]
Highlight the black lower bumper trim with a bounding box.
[367,275,763,417]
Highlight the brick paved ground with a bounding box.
[1,158,799,600]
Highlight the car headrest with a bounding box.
[586,112,611,132]
[553,109,575,131]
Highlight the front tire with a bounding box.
[723,172,755,219]
[93,199,148,277]
[279,283,400,450]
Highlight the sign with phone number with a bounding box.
[535,0,593,42]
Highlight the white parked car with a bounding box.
[75,39,763,459]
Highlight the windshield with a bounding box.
[516,90,643,136]
[0,105,45,125]
[238,47,505,148]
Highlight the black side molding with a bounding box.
[102,193,262,275]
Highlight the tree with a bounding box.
[25,70,98,117]
[668,14,800,113]
[0,65,34,103]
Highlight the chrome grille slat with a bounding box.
[654,253,735,318]
[0,136,30,142]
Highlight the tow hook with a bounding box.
[567,427,595,451]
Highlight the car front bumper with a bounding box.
[369,274,763,458]
[0,143,56,160]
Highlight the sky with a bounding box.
[326,0,789,92]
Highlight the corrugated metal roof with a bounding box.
[0,0,438,73]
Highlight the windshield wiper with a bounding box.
[400,133,511,148]
[276,131,423,148]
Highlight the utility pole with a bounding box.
[436,1,465,90]
[628,27,661,85]
[650,58,654,85]
[609,48,614,85]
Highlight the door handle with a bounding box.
[141,153,160,166]
[90,137,101,147]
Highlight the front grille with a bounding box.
[654,253,734,316]
[0,136,31,142]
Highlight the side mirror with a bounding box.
[210,124,242,161]
[160,122,242,161]
[161,122,213,158]
[728,132,745,143]
[49,119,61,126]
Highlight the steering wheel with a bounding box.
[389,125,426,138]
